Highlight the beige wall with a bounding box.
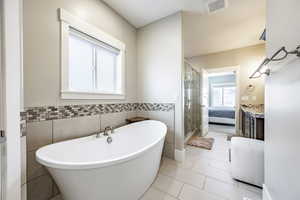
[188,44,266,105]
[24,0,137,107]
[137,13,184,152]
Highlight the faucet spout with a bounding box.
[96,126,114,138]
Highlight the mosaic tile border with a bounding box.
[21,103,175,123]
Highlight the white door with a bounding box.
[201,69,209,136]
[0,5,5,199]
[0,75,5,200]
[1,0,22,199]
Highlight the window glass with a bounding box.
[69,33,95,91]
[212,85,236,107]
[223,87,235,107]
[212,87,223,107]
[68,29,120,94]
[60,9,126,99]
[96,47,118,92]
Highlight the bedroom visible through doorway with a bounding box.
[207,69,238,136]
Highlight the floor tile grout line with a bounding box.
[160,162,236,188]
[204,175,237,186]
[193,161,230,174]
[196,131,262,199]
[151,173,182,199]
[176,183,185,198]
[178,180,233,200]
[160,167,233,199]
[179,164,234,186]
[163,157,221,175]
[150,185,180,199]
[202,176,207,190]
[158,170,206,191]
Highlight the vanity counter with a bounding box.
[241,105,264,119]
[240,105,264,140]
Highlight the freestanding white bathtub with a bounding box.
[36,120,167,200]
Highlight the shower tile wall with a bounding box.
[23,103,175,200]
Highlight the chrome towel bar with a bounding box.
[249,45,300,79]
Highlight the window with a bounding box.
[59,9,125,99]
[68,29,120,93]
[212,84,236,107]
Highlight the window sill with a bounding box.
[61,91,125,100]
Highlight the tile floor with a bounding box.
[52,131,262,200]
[209,124,236,135]
[141,131,262,200]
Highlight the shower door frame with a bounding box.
[183,60,202,143]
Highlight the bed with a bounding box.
[209,107,235,125]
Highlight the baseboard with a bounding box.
[263,184,272,200]
[174,148,185,162]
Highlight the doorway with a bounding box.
[205,66,240,136]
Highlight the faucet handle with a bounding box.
[103,126,114,135]
[109,126,115,133]
[104,126,110,136]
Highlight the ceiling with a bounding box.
[102,0,266,57]
[102,0,207,28]
[183,0,266,57]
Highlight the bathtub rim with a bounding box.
[36,120,167,170]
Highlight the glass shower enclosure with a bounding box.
[184,61,201,141]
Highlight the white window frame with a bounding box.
[211,83,236,107]
[59,8,126,99]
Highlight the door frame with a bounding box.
[1,0,22,199]
[200,68,209,136]
[205,66,240,134]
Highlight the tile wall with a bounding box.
[22,103,175,200]
[21,136,27,200]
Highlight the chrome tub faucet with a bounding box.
[96,126,114,141]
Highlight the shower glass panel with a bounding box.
[184,62,201,139]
